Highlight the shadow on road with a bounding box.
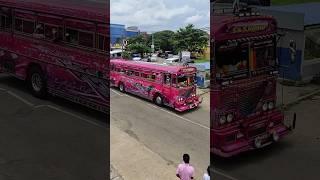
[0,75,107,124]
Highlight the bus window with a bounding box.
[44,25,62,41]
[164,74,171,85]
[65,28,79,44]
[14,18,35,34]
[23,20,35,34]
[97,34,106,51]
[134,71,140,77]
[14,18,22,32]
[79,31,94,47]
[0,8,12,30]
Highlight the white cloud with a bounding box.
[110,0,209,32]
[184,14,203,24]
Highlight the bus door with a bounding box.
[163,73,172,104]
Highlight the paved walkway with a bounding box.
[110,120,177,180]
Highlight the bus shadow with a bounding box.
[211,141,294,171]
[113,88,200,115]
[0,75,106,124]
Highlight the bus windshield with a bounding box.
[176,74,196,87]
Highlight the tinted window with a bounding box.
[15,18,22,32]
[23,20,34,34]
[79,31,93,47]
[65,28,79,44]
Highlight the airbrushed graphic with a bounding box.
[0,0,109,113]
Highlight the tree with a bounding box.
[153,30,175,52]
[174,24,209,54]
[126,43,151,57]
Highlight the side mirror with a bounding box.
[289,40,297,64]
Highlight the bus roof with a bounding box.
[0,0,108,23]
[212,15,277,42]
[111,59,196,74]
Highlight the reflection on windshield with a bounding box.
[177,75,195,87]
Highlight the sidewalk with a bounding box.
[277,82,320,108]
[110,121,177,180]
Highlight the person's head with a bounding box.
[183,154,190,164]
[207,166,211,176]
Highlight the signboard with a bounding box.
[228,21,269,34]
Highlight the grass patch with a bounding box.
[194,58,210,63]
[272,0,320,5]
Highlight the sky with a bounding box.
[110,0,210,32]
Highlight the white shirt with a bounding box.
[203,173,210,180]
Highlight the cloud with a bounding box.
[185,14,203,24]
[110,0,209,32]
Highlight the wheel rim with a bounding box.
[31,73,42,92]
[156,96,162,105]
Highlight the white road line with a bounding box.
[0,87,6,91]
[7,91,35,107]
[123,94,210,130]
[34,105,106,129]
[215,169,240,180]
[111,89,123,96]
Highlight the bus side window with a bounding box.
[97,34,106,51]
[14,18,22,32]
[44,25,62,41]
[164,74,171,85]
[134,72,139,77]
[65,28,79,44]
[79,31,94,48]
[172,75,177,87]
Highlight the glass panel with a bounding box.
[79,31,94,47]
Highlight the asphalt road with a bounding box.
[110,88,211,178]
[0,74,108,180]
[2,73,320,180]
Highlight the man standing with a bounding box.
[176,154,195,180]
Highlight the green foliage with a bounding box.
[153,30,175,52]
[174,24,209,53]
[122,51,131,60]
[127,43,151,56]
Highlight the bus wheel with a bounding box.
[28,66,47,98]
[154,94,163,106]
[119,82,125,92]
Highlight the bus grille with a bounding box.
[238,85,265,116]
[248,126,266,138]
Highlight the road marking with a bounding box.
[7,91,35,106]
[34,105,106,129]
[0,87,6,91]
[215,168,240,180]
[122,93,210,130]
[111,89,123,96]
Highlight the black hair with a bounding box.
[183,154,190,163]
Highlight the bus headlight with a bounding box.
[219,116,226,125]
[262,103,268,111]
[268,102,274,110]
[227,113,234,123]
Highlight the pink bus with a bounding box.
[110,59,202,112]
[0,0,109,113]
[211,12,296,157]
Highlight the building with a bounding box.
[259,3,320,82]
[110,24,140,47]
[110,24,126,45]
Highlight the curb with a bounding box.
[283,88,320,109]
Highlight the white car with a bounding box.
[165,57,180,64]
[150,54,158,62]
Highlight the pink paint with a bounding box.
[110,59,202,112]
[0,0,109,113]
[211,14,292,157]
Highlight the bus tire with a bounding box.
[154,94,163,106]
[119,82,125,92]
[27,66,47,98]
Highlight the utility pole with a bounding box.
[151,33,155,53]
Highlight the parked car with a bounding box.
[132,53,141,61]
[149,54,158,62]
[165,57,180,64]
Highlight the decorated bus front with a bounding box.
[211,15,295,157]
[169,66,202,112]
